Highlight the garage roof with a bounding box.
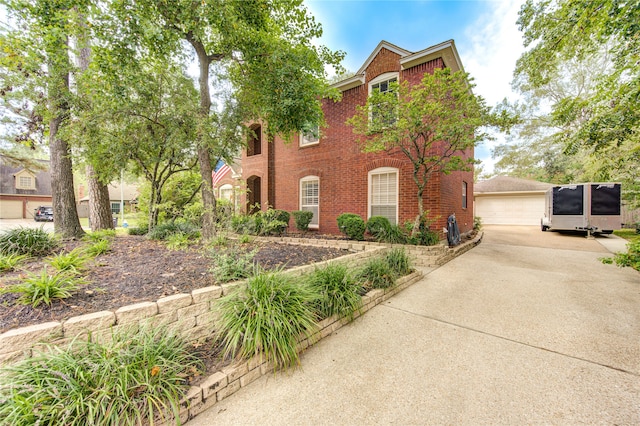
[475,176,554,194]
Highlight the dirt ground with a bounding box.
[0,236,349,333]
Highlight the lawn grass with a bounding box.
[614,229,640,242]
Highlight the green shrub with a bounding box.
[84,239,112,257]
[230,214,251,234]
[261,209,290,225]
[358,257,397,289]
[258,209,290,236]
[210,246,257,283]
[337,213,365,241]
[366,216,391,239]
[0,253,28,272]
[46,248,90,273]
[215,269,318,370]
[292,210,314,232]
[148,221,200,241]
[407,228,440,246]
[127,225,148,236]
[610,239,640,271]
[386,248,411,276]
[306,263,362,322]
[260,220,288,236]
[473,215,482,231]
[165,233,191,250]
[377,224,408,244]
[209,233,230,247]
[3,269,86,307]
[238,233,254,244]
[0,327,202,426]
[82,229,116,243]
[0,227,58,257]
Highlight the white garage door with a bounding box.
[475,195,545,225]
[0,200,22,219]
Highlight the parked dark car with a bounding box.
[34,206,54,222]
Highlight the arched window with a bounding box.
[300,176,319,228]
[368,167,398,225]
[219,184,233,201]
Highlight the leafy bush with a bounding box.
[0,327,202,426]
[366,216,391,239]
[127,225,148,236]
[261,209,290,225]
[0,254,28,272]
[209,233,230,247]
[473,215,482,231]
[358,257,397,289]
[407,228,440,246]
[2,269,86,307]
[46,248,90,273]
[238,233,254,244]
[377,224,408,244]
[337,213,365,241]
[386,248,412,276]
[82,229,116,243]
[84,239,112,257]
[230,214,251,234]
[259,209,290,236]
[148,221,200,241]
[215,269,318,370]
[0,227,58,257]
[306,263,362,322]
[292,210,314,232]
[210,246,257,283]
[610,239,640,271]
[165,233,191,250]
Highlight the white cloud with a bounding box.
[458,0,526,175]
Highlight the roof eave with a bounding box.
[330,74,366,92]
[400,39,464,72]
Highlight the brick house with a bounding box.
[0,155,53,219]
[241,39,474,235]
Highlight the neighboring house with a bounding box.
[474,176,554,226]
[77,183,140,218]
[212,159,242,212]
[241,39,474,235]
[0,155,53,219]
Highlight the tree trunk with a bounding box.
[77,18,113,231]
[87,165,114,231]
[48,35,84,239]
[189,37,217,240]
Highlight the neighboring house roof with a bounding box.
[332,39,464,92]
[0,155,52,196]
[474,176,554,194]
[79,183,139,202]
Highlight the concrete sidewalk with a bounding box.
[188,227,639,425]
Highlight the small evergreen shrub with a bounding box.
[215,269,318,370]
[337,213,365,241]
[358,257,397,289]
[366,216,391,239]
[230,214,251,234]
[258,209,289,236]
[0,327,202,426]
[210,246,257,283]
[292,210,314,232]
[306,263,362,322]
[0,227,58,257]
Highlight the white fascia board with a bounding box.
[400,39,464,72]
[356,40,412,75]
[330,74,366,91]
[474,190,548,196]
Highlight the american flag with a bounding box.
[212,162,231,188]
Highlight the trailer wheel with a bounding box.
[600,230,613,235]
[541,221,548,232]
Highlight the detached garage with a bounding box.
[474,176,553,226]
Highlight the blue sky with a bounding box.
[305,0,527,173]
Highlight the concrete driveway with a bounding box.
[0,218,55,232]
[191,225,640,425]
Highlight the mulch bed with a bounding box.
[0,236,350,334]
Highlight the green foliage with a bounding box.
[214,270,318,370]
[0,227,59,257]
[46,248,90,274]
[258,209,290,236]
[366,216,392,239]
[127,225,148,236]
[238,233,254,244]
[0,327,202,426]
[209,233,230,248]
[306,263,362,322]
[82,229,116,243]
[148,221,201,241]
[385,248,412,276]
[165,233,192,251]
[84,239,112,257]
[473,216,483,231]
[292,210,314,232]
[358,257,397,290]
[0,254,28,273]
[210,246,257,283]
[378,224,409,244]
[610,240,640,272]
[337,213,365,241]
[3,269,86,308]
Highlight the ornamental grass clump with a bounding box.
[215,269,318,370]
[0,227,58,257]
[385,247,412,276]
[2,268,86,308]
[46,248,90,273]
[0,253,28,272]
[306,263,362,322]
[0,327,202,426]
[358,256,397,290]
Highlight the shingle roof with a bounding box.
[474,176,554,193]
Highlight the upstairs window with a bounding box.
[369,72,399,129]
[247,125,262,156]
[300,125,320,147]
[462,181,468,209]
[15,172,36,190]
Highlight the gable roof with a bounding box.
[332,39,464,91]
[474,176,554,194]
[0,155,52,196]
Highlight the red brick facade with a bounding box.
[241,40,474,235]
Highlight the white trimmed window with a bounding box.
[300,176,319,228]
[368,72,399,128]
[219,184,233,201]
[369,167,398,225]
[15,172,36,190]
[300,126,320,147]
[111,202,121,215]
[462,181,468,209]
